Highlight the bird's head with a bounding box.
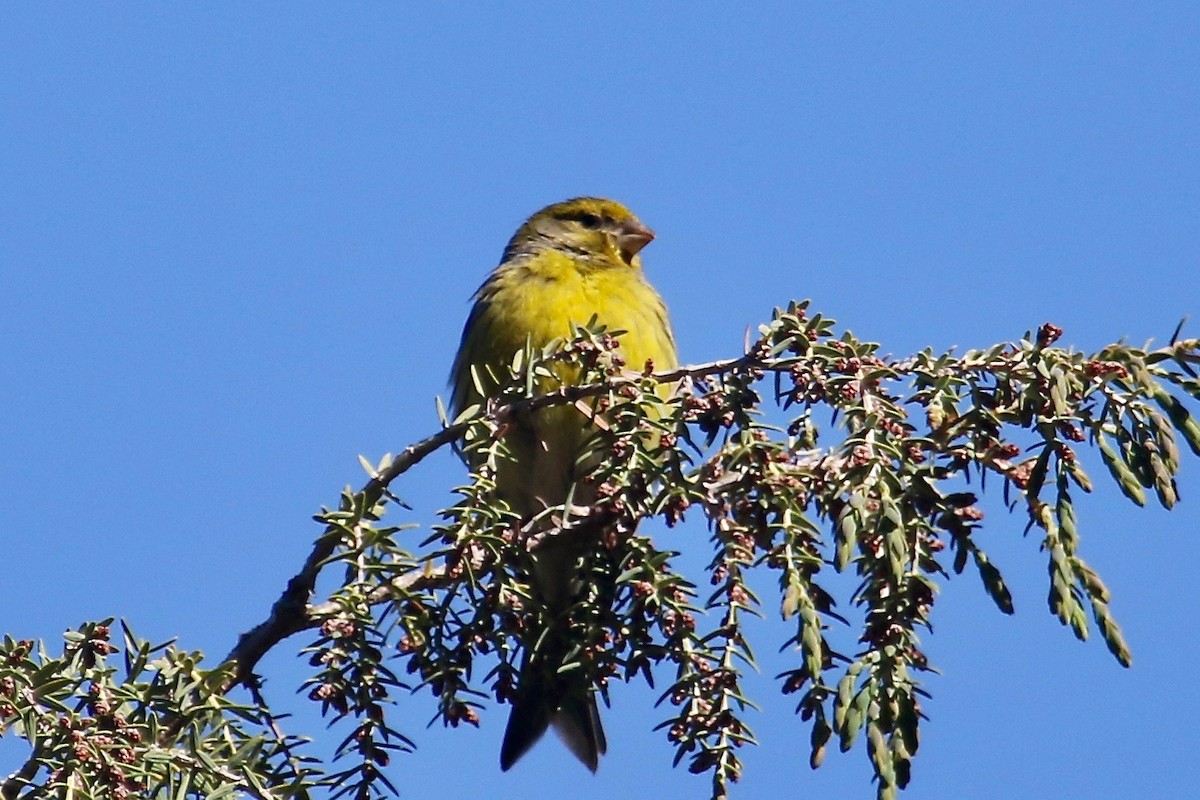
[504,197,655,267]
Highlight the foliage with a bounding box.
[0,622,315,799]
[5,302,1200,800]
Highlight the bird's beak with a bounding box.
[616,218,655,262]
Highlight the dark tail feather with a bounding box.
[501,524,608,771]
[500,682,551,770]
[551,689,606,771]
[499,648,606,772]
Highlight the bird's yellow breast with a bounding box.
[455,249,676,409]
[450,247,677,516]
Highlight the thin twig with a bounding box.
[1,750,42,800]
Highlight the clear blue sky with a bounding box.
[3,5,1198,799]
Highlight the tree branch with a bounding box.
[215,334,1200,693]
[216,355,757,692]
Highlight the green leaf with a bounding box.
[975,554,1014,615]
[1097,437,1146,506]
[810,717,831,769]
[781,583,801,619]
[1152,389,1200,456]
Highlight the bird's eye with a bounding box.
[577,212,602,229]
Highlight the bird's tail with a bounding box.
[499,626,607,772]
[500,499,608,772]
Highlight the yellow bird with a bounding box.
[450,197,678,772]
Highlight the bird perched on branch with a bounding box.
[450,197,677,772]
